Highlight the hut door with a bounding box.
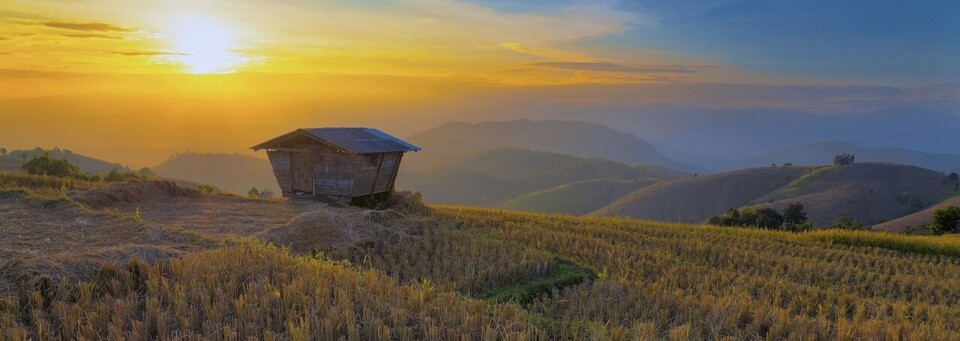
[291,152,315,193]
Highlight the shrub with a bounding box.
[198,184,215,194]
[247,187,261,198]
[930,206,960,234]
[104,168,140,182]
[949,173,959,182]
[21,152,80,177]
[831,213,864,230]
[0,147,6,155]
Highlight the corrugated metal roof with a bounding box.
[253,127,420,154]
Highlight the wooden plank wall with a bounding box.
[291,152,315,193]
[266,150,292,194]
[313,152,358,197]
[374,153,399,193]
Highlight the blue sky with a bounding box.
[480,0,960,85]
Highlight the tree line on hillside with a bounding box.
[17,152,146,182]
[708,202,816,232]
[709,201,960,235]
[708,202,868,232]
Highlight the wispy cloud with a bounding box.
[530,61,720,74]
[41,20,132,32]
[108,50,184,56]
[58,33,122,39]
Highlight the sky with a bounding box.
[1,0,958,166]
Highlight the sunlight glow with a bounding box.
[167,15,244,74]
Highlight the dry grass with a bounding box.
[1,242,546,340]
[8,171,960,340]
[435,206,960,340]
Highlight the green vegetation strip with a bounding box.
[476,259,596,305]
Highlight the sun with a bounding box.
[167,15,244,74]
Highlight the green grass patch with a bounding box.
[773,165,833,197]
[476,259,595,305]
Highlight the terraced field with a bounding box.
[4,174,960,340]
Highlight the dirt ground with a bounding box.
[0,181,341,294]
[0,180,427,296]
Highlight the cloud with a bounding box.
[58,33,122,39]
[42,20,132,32]
[530,61,720,74]
[108,50,185,56]
[500,43,594,62]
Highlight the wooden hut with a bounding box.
[252,127,420,203]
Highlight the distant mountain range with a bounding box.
[558,106,960,170]
[9,116,959,230]
[152,152,279,194]
[728,141,960,173]
[396,148,687,207]
[405,119,696,171]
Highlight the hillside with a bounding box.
[594,166,810,222]
[730,140,960,173]
[0,147,130,174]
[152,152,279,194]
[6,176,960,339]
[405,119,691,171]
[497,178,660,215]
[874,195,960,232]
[751,163,958,226]
[596,162,960,227]
[396,148,683,207]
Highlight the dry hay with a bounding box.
[260,208,418,253]
[71,180,200,208]
[0,244,182,297]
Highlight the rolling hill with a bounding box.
[748,163,958,226]
[0,148,130,174]
[497,178,660,215]
[595,162,960,227]
[152,152,279,194]
[593,165,810,222]
[405,119,693,171]
[874,195,960,232]
[396,148,686,207]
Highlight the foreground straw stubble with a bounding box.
[5,203,960,340]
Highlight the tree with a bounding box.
[754,207,784,229]
[248,187,261,198]
[708,208,741,227]
[0,147,6,155]
[21,153,80,177]
[930,206,960,234]
[783,202,811,231]
[739,208,759,227]
[833,153,855,166]
[139,167,154,177]
[949,173,959,181]
[831,213,864,230]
